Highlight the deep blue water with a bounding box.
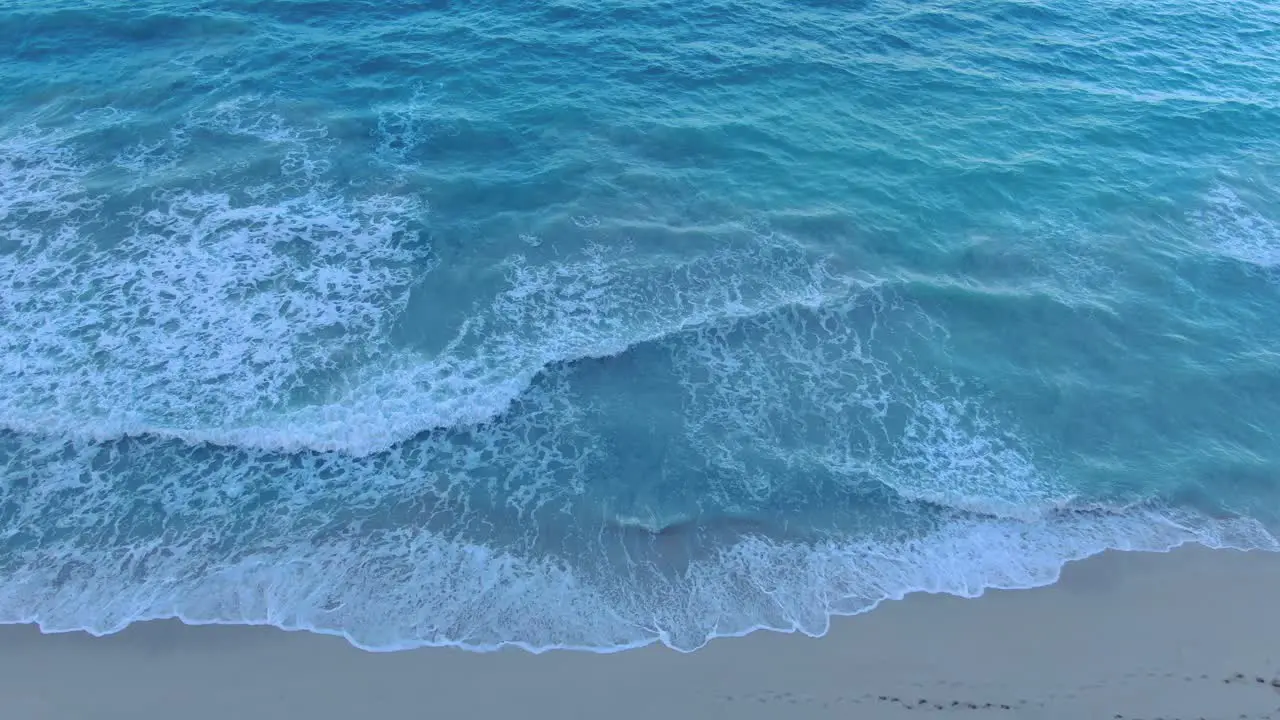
[1,0,1278,652]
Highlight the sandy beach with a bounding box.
[2,545,1278,720]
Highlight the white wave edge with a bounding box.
[3,507,1273,655]
[0,284,859,457]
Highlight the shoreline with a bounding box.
[4,545,1280,719]
[9,507,1271,656]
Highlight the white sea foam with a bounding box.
[0,128,427,439]
[7,229,1255,654]
[671,294,1069,518]
[0,418,1272,653]
[1196,182,1280,270]
[251,235,857,455]
[2,116,870,455]
[373,83,459,173]
[6,109,1274,655]
[0,130,98,228]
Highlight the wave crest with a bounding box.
[2,119,867,454]
[1,428,1271,654]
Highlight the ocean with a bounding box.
[1,0,1278,653]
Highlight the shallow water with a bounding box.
[1,0,1278,651]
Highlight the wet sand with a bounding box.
[2,545,1279,720]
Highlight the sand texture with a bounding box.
[2,546,1279,720]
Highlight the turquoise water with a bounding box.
[1,0,1278,652]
